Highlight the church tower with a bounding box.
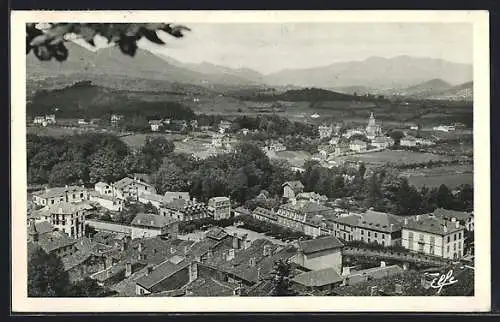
[366,112,381,140]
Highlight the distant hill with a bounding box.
[27,81,196,120]
[264,56,472,90]
[397,79,453,98]
[234,87,376,102]
[331,85,379,96]
[427,81,473,102]
[27,42,265,89]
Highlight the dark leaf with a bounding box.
[33,45,52,61]
[161,24,191,38]
[140,28,165,45]
[118,36,138,57]
[52,43,69,62]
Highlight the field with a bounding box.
[333,150,456,167]
[268,150,312,168]
[401,164,473,188]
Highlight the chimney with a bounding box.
[380,261,386,268]
[170,246,176,254]
[257,267,262,281]
[249,257,256,267]
[188,262,198,283]
[416,215,420,221]
[232,233,240,249]
[153,248,157,255]
[342,266,351,276]
[146,265,154,276]
[403,263,409,271]
[390,224,394,231]
[404,218,408,225]
[245,239,251,250]
[138,242,143,253]
[455,221,460,229]
[369,286,378,296]
[394,283,403,294]
[451,217,456,223]
[443,225,448,234]
[125,262,132,277]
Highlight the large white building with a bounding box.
[401,214,465,259]
[208,196,232,220]
[32,185,89,207]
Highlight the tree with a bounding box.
[388,130,404,146]
[436,184,455,209]
[269,259,294,296]
[27,23,190,61]
[48,161,87,186]
[28,245,70,297]
[152,159,188,194]
[66,277,112,297]
[89,149,125,183]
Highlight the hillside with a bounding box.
[232,87,372,102]
[427,81,473,101]
[398,79,453,98]
[27,42,264,89]
[27,81,196,120]
[264,56,472,90]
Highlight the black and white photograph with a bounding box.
[11,10,490,312]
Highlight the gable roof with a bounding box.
[282,181,304,193]
[253,207,278,221]
[33,186,86,199]
[292,267,344,287]
[403,214,463,236]
[130,213,176,229]
[185,277,236,297]
[233,206,252,216]
[205,227,230,241]
[37,230,77,253]
[34,221,54,235]
[298,236,344,254]
[135,258,188,291]
[163,191,191,203]
[432,208,473,222]
[357,210,402,233]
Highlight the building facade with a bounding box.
[208,197,232,220]
[33,185,89,207]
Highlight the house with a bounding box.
[33,116,46,125]
[344,128,365,139]
[138,192,164,209]
[349,140,368,153]
[318,124,334,139]
[149,120,163,132]
[276,201,336,238]
[233,206,252,218]
[160,198,212,222]
[266,141,286,152]
[371,136,394,149]
[78,119,88,125]
[219,120,233,132]
[296,192,328,204]
[190,119,198,130]
[170,120,188,132]
[112,176,157,201]
[292,236,344,272]
[28,225,78,258]
[329,136,340,146]
[45,114,56,124]
[332,209,402,246]
[130,213,179,240]
[415,138,436,146]
[35,201,92,238]
[163,191,191,204]
[241,128,249,136]
[401,214,465,259]
[95,182,113,196]
[89,191,124,212]
[317,144,336,157]
[282,181,304,200]
[433,125,456,132]
[340,263,404,287]
[292,267,344,294]
[208,197,232,220]
[32,185,89,206]
[135,256,190,295]
[110,114,124,125]
[251,207,278,224]
[432,208,474,231]
[400,136,417,147]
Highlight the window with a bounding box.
[382,234,385,239]
[368,231,371,237]
[454,234,457,241]
[374,232,378,238]
[361,230,364,235]
[80,193,84,198]
[381,241,385,247]
[447,236,450,243]
[447,245,450,253]
[72,194,76,199]
[458,232,462,239]
[51,200,55,204]
[453,243,456,251]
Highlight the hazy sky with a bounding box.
[83,23,473,74]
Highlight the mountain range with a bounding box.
[27,41,473,98]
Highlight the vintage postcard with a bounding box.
[11,10,490,312]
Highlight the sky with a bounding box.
[75,23,473,75]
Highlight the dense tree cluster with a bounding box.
[28,245,112,297]
[27,133,174,186]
